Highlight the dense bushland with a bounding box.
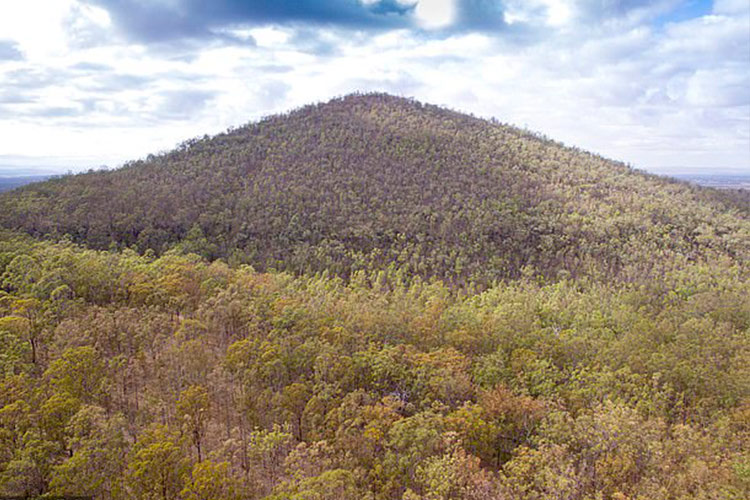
[0,94,748,499]
[0,232,747,499]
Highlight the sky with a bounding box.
[0,0,748,176]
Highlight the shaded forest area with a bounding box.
[0,94,748,499]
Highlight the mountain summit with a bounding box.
[1,93,747,285]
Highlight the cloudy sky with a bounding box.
[0,0,748,176]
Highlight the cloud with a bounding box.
[0,91,32,105]
[27,106,83,118]
[448,0,681,32]
[0,41,23,60]
[2,67,70,91]
[452,0,506,29]
[83,0,415,42]
[83,0,703,40]
[155,90,218,120]
[415,0,457,29]
[714,0,750,15]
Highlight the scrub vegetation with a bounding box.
[0,94,747,499]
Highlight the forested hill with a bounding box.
[1,93,748,285]
[0,94,749,499]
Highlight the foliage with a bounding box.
[0,233,745,498]
[0,94,747,498]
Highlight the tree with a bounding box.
[407,433,496,500]
[181,460,240,500]
[49,405,127,499]
[0,434,58,497]
[282,382,311,441]
[176,385,211,462]
[267,469,366,500]
[44,346,107,405]
[1,298,42,365]
[125,424,188,500]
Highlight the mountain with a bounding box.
[672,173,750,190]
[1,93,747,286]
[0,175,52,193]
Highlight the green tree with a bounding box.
[50,405,127,499]
[181,460,240,500]
[125,424,189,500]
[44,346,107,405]
[176,384,211,462]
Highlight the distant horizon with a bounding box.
[1,155,749,179]
[2,163,749,179]
[2,150,748,180]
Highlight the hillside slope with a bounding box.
[1,93,747,284]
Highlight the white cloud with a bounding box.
[684,67,749,107]
[415,0,456,29]
[503,0,572,27]
[713,0,750,15]
[0,0,75,59]
[247,27,291,47]
[544,0,573,26]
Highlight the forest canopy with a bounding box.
[0,94,748,499]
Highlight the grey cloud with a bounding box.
[405,54,471,66]
[84,0,414,43]
[256,81,292,109]
[256,64,295,74]
[77,0,708,49]
[70,62,112,72]
[82,73,154,92]
[30,106,82,118]
[0,67,76,119]
[70,62,208,93]
[156,89,217,120]
[343,71,424,97]
[0,41,23,60]
[0,104,79,120]
[145,35,257,59]
[4,68,71,89]
[452,0,506,30]
[0,91,33,104]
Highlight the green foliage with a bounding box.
[50,405,127,499]
[0,238,750,499]
[0,94,747,498]
[181,460,240,500]
[125,424,189,500]
[177,385,211,461]
[0,234,745,498]
[267,469,365,500]
[0,328,30,376]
